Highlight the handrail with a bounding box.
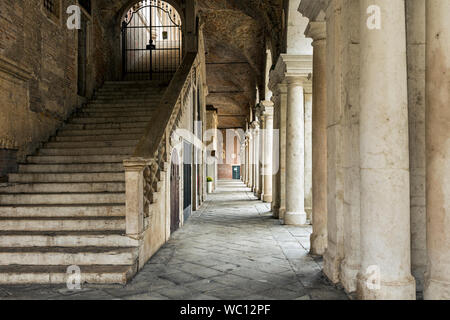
[132,52,197,159]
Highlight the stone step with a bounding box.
[88,98,161,107]
[45,140,139,149]
[9,172,124,183]
[94,93,162,99]
[18,163,124,173]
[0,217,125,232]
[38,146,135,156]
[58,127,145,137]
[53,133,142,142]
[0,204,124,218]
[0,265,136,284]
[0,182,125,194]
[0,192,125,205]
[63,122,148,131]
[78,109,156,117]
[0,246,138,266]
[0,231,137,247]
[70,116,153,125]
[103,80,168,86]
[27,155,127,164]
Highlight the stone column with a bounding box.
[284,77,307,225]
[259,111,265,199]
[406,0,427,291]
[304,92,313,221]
[244,137,249,185]
[306,21,328,255]
[278,84,288,219]
[253,125,260,194]
[424,0,450,300]
[261,102,274,203]
[252,125,258,192]
[357,0,415,299]
[248,131,253,188]
[270,89,281,218]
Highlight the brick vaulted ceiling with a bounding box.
[198,0,283,129]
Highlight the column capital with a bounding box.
[260,100,274,117]
[305,21,326,43]
[269,54,312,92]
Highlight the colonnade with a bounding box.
[241,0,449,300]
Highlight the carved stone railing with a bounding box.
[123,52,198,238]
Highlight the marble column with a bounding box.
[284,77,307,225]
[259,111,265,199]
[278,84,288,219]
[357,0,415,299]
[261,102,274,203]
[246,133,252,188]
[424,0,450,300]
[306,21,328,255]
[253,125,259,192]
[244,141,247,184]
[271,89,282,218]
[304,92,313,221]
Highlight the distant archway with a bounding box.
[121,0,183,80]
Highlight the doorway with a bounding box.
[232,166,241,180]
[183,141,192,222]
[170,152,180,234]
[121,0,183,80]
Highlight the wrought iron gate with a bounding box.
[122,0,182,80]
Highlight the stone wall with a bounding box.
[0,0,109,166]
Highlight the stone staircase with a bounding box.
[0,81,167,284]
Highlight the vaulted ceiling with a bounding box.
[198,0,283,129]
[99,0,284,129]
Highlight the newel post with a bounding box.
[123,158,150,236]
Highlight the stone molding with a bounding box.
[0,56,33,82]
[305,21,326,42]
[260,100,274,117]
[269,54,313,92]
[298,0,329,21]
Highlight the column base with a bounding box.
[263,194,272,203]
[279,207,286,220]
[424,278,450,300]
[309,232,327,256]
[284,211,307,225]
[340,259,360,293]
[357,274,416,300]
[323,247,341,284]
[272,206,280,219]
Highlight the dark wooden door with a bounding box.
[170,152,180,234]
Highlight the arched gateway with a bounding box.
[121,0,183,80]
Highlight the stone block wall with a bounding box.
[0,0,109,166]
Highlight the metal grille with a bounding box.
[122,0,183,81]
[43,0,56,14]
[79,0,91,14]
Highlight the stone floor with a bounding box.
[0,180,348,300]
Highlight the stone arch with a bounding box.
[119,0,184,80]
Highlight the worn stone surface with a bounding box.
[0,180,348,300]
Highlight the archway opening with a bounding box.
[121,0,183,81]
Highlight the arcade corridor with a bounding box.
[0,180,347,300]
